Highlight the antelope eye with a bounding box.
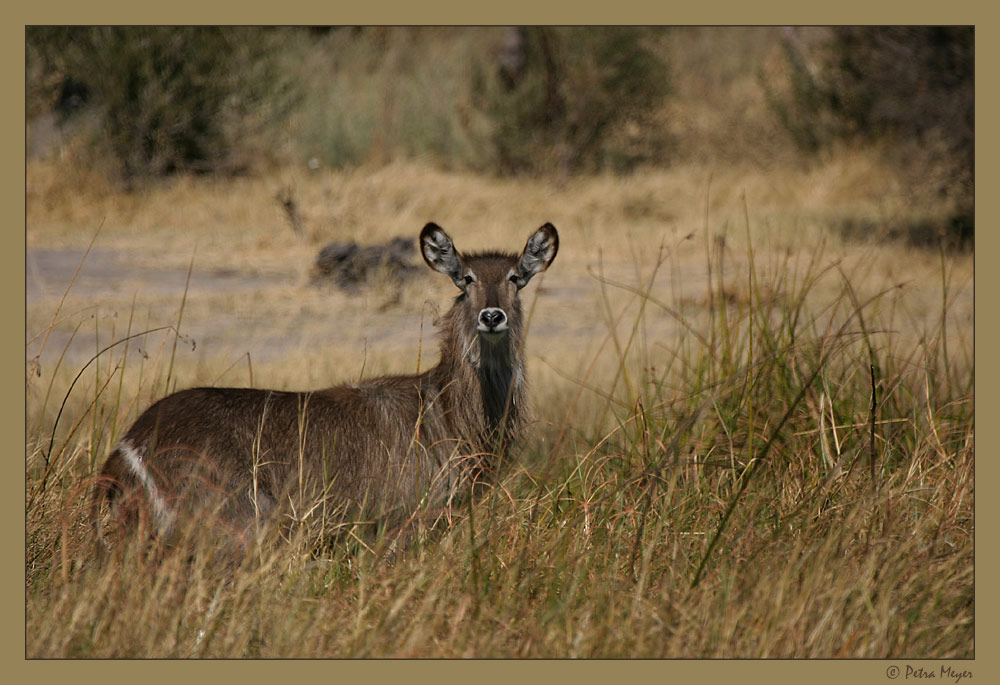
[508,273,519,283]
[464,274,476,285]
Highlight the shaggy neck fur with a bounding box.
[433,301,527,456]
[478,336,518,438]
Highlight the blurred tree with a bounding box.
[474,27,671,176]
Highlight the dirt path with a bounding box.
[26,247,285,304]
[25,246,628,372]
[27,247,295,365]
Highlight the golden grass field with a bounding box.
[25,141,973,657]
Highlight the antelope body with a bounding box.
[91,223,558,550]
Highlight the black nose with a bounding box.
[479,308,506,329]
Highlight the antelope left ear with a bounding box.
[511,223,559,289]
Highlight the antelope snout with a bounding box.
[478,307,508,335]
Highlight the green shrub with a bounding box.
[27,27,295,183]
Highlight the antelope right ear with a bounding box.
[420,223,466,290]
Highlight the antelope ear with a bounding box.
[511,222,559,289]
[420,223,466,290]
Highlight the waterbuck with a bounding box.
[91,222,559,552]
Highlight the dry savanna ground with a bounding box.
[26,151,973,658]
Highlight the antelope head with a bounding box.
[420,222,558,365]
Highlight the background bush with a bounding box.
[26,24,974,246]
[764,27,973,246]
[27,27,295,183]
[767,27,972,159]
[292,27,495,171]
[471,26,671,176]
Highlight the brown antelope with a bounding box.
[91,222,559,552]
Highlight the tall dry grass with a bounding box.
[25,156,972,658]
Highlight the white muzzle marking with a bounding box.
[477,307,509,335]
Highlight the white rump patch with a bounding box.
[119,440,176,535]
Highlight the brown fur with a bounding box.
[91,223,558,551]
